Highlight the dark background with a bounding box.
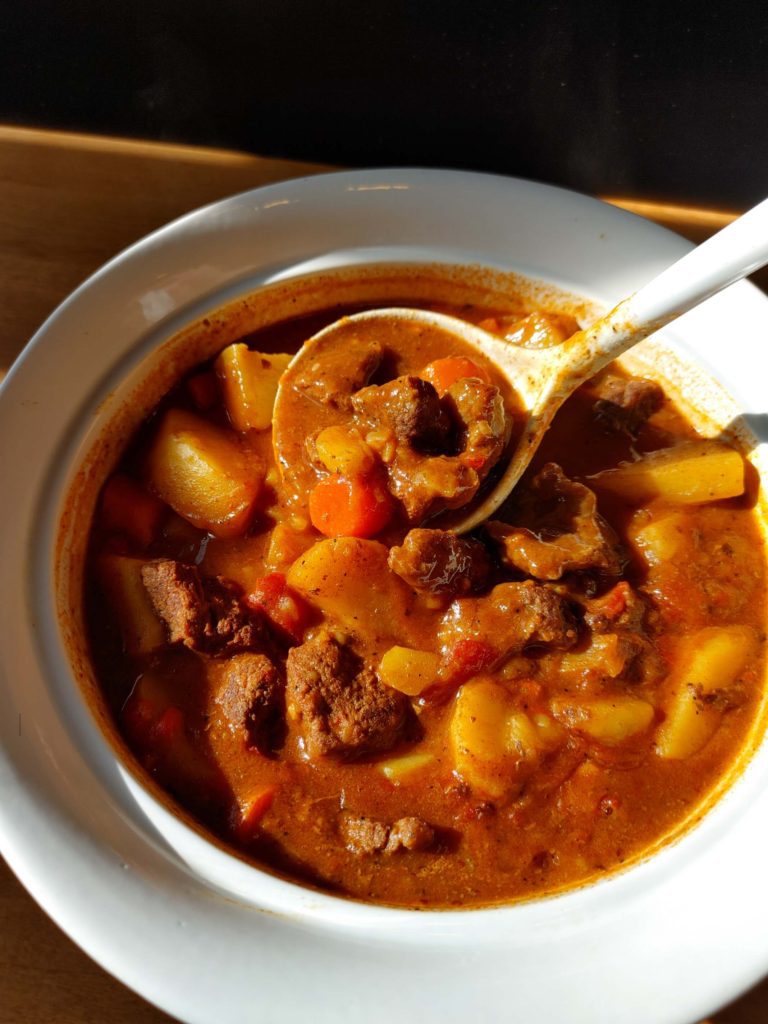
[3,0,767,207]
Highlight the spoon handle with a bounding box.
[575,196,768,376]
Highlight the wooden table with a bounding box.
[1,125,766,1024]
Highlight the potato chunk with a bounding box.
[656,626,758,759]
[551,697,655,745]
[628,512,688,566]
[451,679,563,797]
[266,522,317,570]
[98,555,165,654]
[589,441,744,505]
[314,425,376,476]
[215,345,292,432]
[287,537,418,649]
[675,625,757,694]
[378,646,440,696]
[378,751,435,783]
[655,687,721,760]
[146,408,263,538]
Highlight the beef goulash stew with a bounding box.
[85,294,767,908]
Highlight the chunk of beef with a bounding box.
[216,653,283,753]
[583,581,647,635]
[388,528,490,596]
[340,814,390,854]
[580,581,662,682]
[293,335,381,410]
[352,375,452,451]
[141,559,269,656]
[387,453,479,524]
[340,813,435,855]
[439,580,578,666]
[385,815,435,853]
[355,376,510,525]
[286,632,412,759]
[141,559,207,647]
[444,376,510,472]
[592,375,664,437]
[203,576,268,653]
[487,463,625,580]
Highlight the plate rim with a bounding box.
[2,166,768,1024]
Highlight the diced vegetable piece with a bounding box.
[530,712,567,747]
[451,679,561,797]
[440,638,498,683]
[655,686,721,760]
[100,474,166,548]
[233,786,277,842]
[121,671,176,746]
[507,712,547,755]
[628,512,688,566]
[287,538,417,646]
[99,555,166,654]
[675,625,757,695]
[146,408,263,538]
[247,572,312,642]
[656,626,758,759]
[215,345,292,432]
[480,311,579,348]
[378,646,440,696]
[378,751,435,782]
[121,673,222,796]
[152,706,186,748]
[589,441,744,505]
[551,697,655,745]
[314,426,375,476]
[266,521,317,570]
[588,582,631,623]
[420,357,491,396]
[451,680,517,797]
[559,634,631,679]
[309,474,393,538]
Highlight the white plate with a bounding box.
[2,169,768,1024]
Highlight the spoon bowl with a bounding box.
[274,195,768,532]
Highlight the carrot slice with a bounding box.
[309,475,393,538]
[234,787,277,842]
[421,356,491,396]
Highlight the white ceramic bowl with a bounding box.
[2,169,768,1024]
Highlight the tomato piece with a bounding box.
[420,357,491,396]
[122,696,156,745]
[152,706,186,748]
[309,474,393,538]
[233,787,277,842]
[593,581,630,622]
[247,572,312,642]
[101,474,166,548]
[122,693,185,749]
[440,638,498,683]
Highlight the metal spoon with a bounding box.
[276,196,768,532]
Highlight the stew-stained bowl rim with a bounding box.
[2,168,768,1024]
